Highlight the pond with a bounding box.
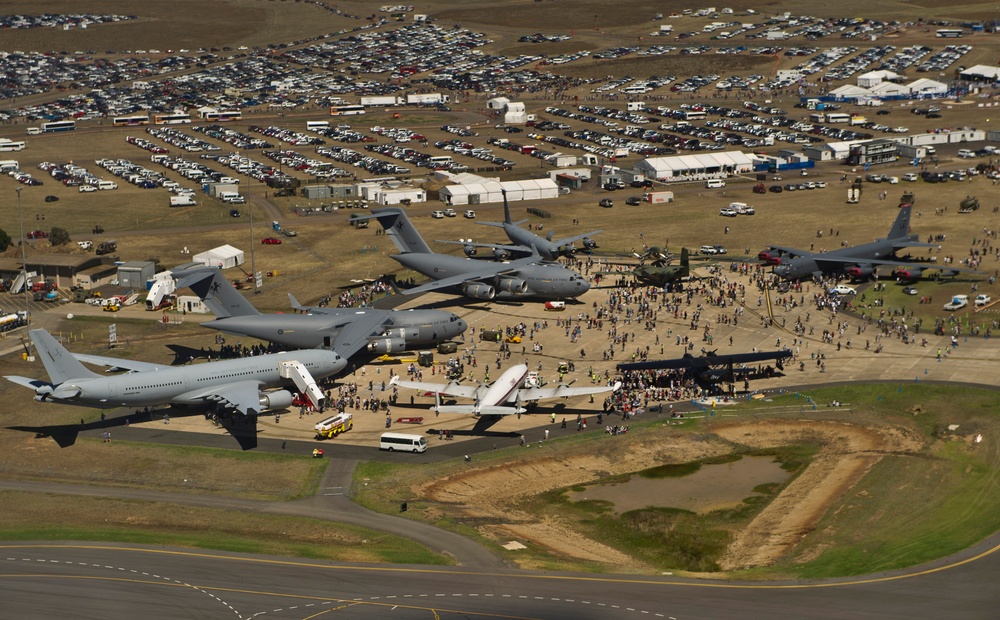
[568,456,789,514]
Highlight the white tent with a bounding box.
[857,70,903,88]
[193,244,244,269]
[870,81,909,98]
[439,178,558,205]
[829,84,872,100]
[632,151,754,182]
[907,78,947,96]
[487,97,510,110]
[504,101,528,125]
[960,65,1000,81]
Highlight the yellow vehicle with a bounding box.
[505,335,522,344]
[314,413,353,440]
[103,304,120,312]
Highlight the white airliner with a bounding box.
[390,363,620,416]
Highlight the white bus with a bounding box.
[41,120,76,132]
[0,140,26,152]
[306,120,330,131]
[936,28,964,38]
[112,115,150,127]
[379,432,427,453]
[330,105,366,116]
[154,113,192,125]
[202,110,242,122]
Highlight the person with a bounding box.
[519,435,525,447]
[550,412,556,424]
[385,415,391,429]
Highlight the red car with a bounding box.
[261,237,282,245]
[27,230,49,239]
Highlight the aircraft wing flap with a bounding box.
[328,313,392,359]
[72,354,167,373]
[178,379,264,416]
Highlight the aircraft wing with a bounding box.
[435,239,526,255]
[552,230,603,245]
[617,350,792,372]
[810,255,980,274]
[391,254,543,296]
[763,245,810,258]
[177,379,265,416]
[71,354,168,373]
[389,376,484,400]
[515,381,621,402]
[327,313,393,359]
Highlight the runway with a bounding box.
[2,538,998,619]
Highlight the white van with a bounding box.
[97,180,118,190]
[957,149,975,159]
[26,127,42,135]
[379,432,427,453]
[705,179,726,189]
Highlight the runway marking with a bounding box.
[3,539,1000,593]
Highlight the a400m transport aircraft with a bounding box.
[170,264,467,358]
[390,363,621,416]
[361,208,591,301]
[5,329,345,448]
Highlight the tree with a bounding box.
[0,228,10,252]
[50,227,71,247]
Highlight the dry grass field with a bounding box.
[2,0,1000,568]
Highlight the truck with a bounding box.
[361,96,403,107]
[0,311,28,332]
[943,295,969,311]
[169,195,197,207]
[95,240,117,256]
[406,93,449,105]
[314,413,353,440]
[644,191,674,204]
[76,240,93,251]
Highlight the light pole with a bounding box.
[245,156,258,294]
[16,188,29,324]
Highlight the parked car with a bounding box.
[599,198,614,208]
[625,196,642,206]
[431,210,445,218]
[27,230,48,239]
[719,207,738,217]
[463,210,476,219]
[829,284,857,295]
[902,286,919,295]
[229,209,241,217]
[44,195,59,202]
[975,294,992,307]
[443,208,457,217]
[769,185,783,193]
[261,237,282,245]
[79,185,97,192]
[283,230,297,237]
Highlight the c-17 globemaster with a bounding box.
[759,199,979,281]
[170,265,467,358]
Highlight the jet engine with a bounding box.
[462,283,496,300]
[259,390,293,411]
[497,277,528,294]
[581,237,597,250]
[557,244,577,257]
[896,266,922,280]
[463,244,477,257]
[492,248,511,261]
[368,337,407,354]
[384,327,420,340]
[847,264,873,280]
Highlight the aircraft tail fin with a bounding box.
[680,247,690,276]
[889,204,912,240]
[499,188,528,226]
[30,329,101,384]
[172,266,260,318]
[369,208,433,254]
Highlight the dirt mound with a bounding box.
[419,421,926,571]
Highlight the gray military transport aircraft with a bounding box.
[170,265,467,357]
[758,199,978,281]
[5,329,346,449]
[360,208,591,301]
[438,189,601,261]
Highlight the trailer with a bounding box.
[644,191,674,204]
[406,93,449,105]
[0,311,28,332]
[361,96,403,107]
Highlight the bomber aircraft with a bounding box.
[758,199,978,282]
[618,349,793,391]
[170,265,467,358]
[390,363,621,416]
[6,329,345,449]
[438,189,601,261]
[359,208,591,301]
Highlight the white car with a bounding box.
[902,173,918,182]
[443,208,457,217]
[719,207,738,217]
[79,185,97,193]
[975,294,992,307]
[463,210,476,219]
[431,210,445,219]
[829,284,857,295]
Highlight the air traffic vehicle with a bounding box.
[758,201,977,281]
[360,208,591,301]
[170,265,467,357]
[6,329,346,448]
[438,189,601,261]
[390,363,621,416]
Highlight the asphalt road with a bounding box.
[2,536,998,619]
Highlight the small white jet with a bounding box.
[390,363,620,416]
